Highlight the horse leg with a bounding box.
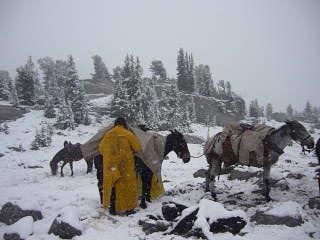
[207,158,221,201]
[263,162,272,202]
[140,167,153,209]
[60,161,68,177]
[86,158,93,173]
[69,162,74,176]
[94,155,103,204]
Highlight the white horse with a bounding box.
[205,120,314,201]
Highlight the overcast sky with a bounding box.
[1,0,319,112]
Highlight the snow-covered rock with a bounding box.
[48,207,83,239]
[251,201,304,227]
[4,216,33,239]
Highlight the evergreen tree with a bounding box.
[91,55,111,82]
[150,60,167,84]
[286,104,294,119]
[64,55,89,124]
[249,99,259,118]
[303,102,313,122]
[225,81,232,97]
[265,103,273,121]
[44,97,56,118]
[0,71,11,100]
[30,123,52,150]
[7,78,19,107]
[194,64,213,96]
[177,48,187,92]
[38,57,60,104]
[55,101,75,130]
[15,56,37,105]
[217,80,226,99]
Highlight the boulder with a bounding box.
[48,209,83,239]
[193,169,207,178]
[0,202,42,225]
[138,215,171,235]
[250,201,304,227]
[308,197,320,210]
[162,202,188,222]
[48,216,82,239]
[3,233,23,240]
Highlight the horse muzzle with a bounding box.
[302,136,314,149]
[181,153,191,163]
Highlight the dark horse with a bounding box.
[316,138,320,195]
[50,141,93,177]
[205,120,314,202]
[94,129,191,209]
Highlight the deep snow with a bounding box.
[0,96,319,240]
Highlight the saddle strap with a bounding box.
[264,135,284,156]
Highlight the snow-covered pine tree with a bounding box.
[195,64,213,96]
[177,48,187,92]
[217,80,226,99]
[225,81,232,97]
[15,56,37,105]
[7,78,19,107]
[64,55,89,125]
[249,99,259,118]
[91,55,111,83]
[0,71,11,100]
[150,60,167,84]
[44,97,56,118]
[110,74,129,118]
[303,102,313,122]
[38,57,60,104]
[286,104,294,119]
[55,100,75,130]
[138,77,160,129]
[30,124,52,150]
[265,103,273,121]
[185,53,195,93]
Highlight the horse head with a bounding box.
[285,120,314,149]
[168,129,190,163]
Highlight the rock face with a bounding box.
[250,201,304,227]
[0,202,43,225]
[48,215,82,239]
[155,85,245,126]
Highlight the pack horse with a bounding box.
[204,120,314,201]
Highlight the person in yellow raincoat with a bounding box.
[99,117,142,215]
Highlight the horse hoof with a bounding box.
[140,202,147,209]
[146,196,152,203]
[266,196,272,202]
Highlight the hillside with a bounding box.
[0,96,319,239]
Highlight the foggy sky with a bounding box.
[1,0,319,112]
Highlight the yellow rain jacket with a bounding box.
[99,125,142,213]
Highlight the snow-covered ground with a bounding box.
[0,96,320,239]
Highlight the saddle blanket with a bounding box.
[80,124,165,180]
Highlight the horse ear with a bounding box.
[169,130,174,133]
[285,119,292,124]
[64,141,68,148]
